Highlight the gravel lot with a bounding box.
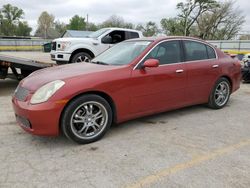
[0,52,250,188]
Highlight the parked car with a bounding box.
[12,37,242,144]
[242,53,250,65]
[50,27,143,64]
[242,54,250,82]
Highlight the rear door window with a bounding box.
[183,41,208,61]
[127,32,139,39]
[206,45,216,59]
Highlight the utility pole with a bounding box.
[86,14,89,31]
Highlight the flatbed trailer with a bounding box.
[0,54,54,80]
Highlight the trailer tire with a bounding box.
[21,69,32,78]
[0,67,8,79]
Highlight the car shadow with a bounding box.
[26,104,210,148]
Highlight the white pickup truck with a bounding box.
[50,28,143,64]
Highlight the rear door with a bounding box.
[182,40,220,104]
[130,40,188,115]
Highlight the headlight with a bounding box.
[58,41,71,51]
[30,80,65,104]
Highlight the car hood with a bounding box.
[21,63,121,91]
[53,37,98,44]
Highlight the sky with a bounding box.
[0,0,250,35]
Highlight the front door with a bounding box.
[130,40,188,115]
[98,30,126,55]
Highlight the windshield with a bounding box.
[88,28,110,38]
[92,41,152,65]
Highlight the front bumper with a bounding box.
[12,97,65,136]
[50,50,71,62]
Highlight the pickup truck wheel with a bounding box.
[61,94,113,144]
[71,52,92,63]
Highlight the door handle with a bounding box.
[176,69,184,73]
[212,64,219,68]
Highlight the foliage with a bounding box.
[86,22,98,31]
[15,21,32,36]
[176,0,219,36]
[67,15,86,30]
[0,4,31,36]
[36,11,55,39]
[161,0,245,40]
[54,20,67,36]
[136,21,159,37]
[100,15,134,29]
[0,1,246,40]
[196,1,245,40]
[161,18,183,36]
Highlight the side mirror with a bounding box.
[101,36,112,44]
[143,59,159,68]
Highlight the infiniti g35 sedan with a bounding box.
[12,37,242,144]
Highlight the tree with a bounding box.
[54,20,67,36]
[67,15,86,30]
[161,18,183,36]
[0,4,31,36]
[100,15,134,29]
[86,22,98,31]
[176,0,219,36]
[15,21,32,36]
[36,11,55,39]
[1,4,24,25]
[196,1,245,40]
[136,21,159,37]
[160,0,245,39]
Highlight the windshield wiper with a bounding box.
[91,61,109,65]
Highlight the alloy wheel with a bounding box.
[214,81,230,107]
[70,101,108,139]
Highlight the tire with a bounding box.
[61,94,113,144]
[21,69,32,78]
[208,77,231,109]
[71,52,92,63]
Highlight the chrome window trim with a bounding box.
[133,38,218,70]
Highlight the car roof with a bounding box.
[127,36,208,43]
[104,27,142,33]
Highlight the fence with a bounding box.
[207,40,250,54]
[0,39,51,51]
[1,38,250,54]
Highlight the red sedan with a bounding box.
[12,37,242,144]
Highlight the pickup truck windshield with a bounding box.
[88,28,110,38]
[92,41,152,65]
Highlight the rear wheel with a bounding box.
[208,77,231,109]
[71,52,92,63]
[61,94,112,144]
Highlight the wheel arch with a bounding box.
[220,75,233,93]
[59,90,117,133]
[69,48,95,62]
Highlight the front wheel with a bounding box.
[71,52,92,63]
[61,94,113,144]
[208,77,231,109]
